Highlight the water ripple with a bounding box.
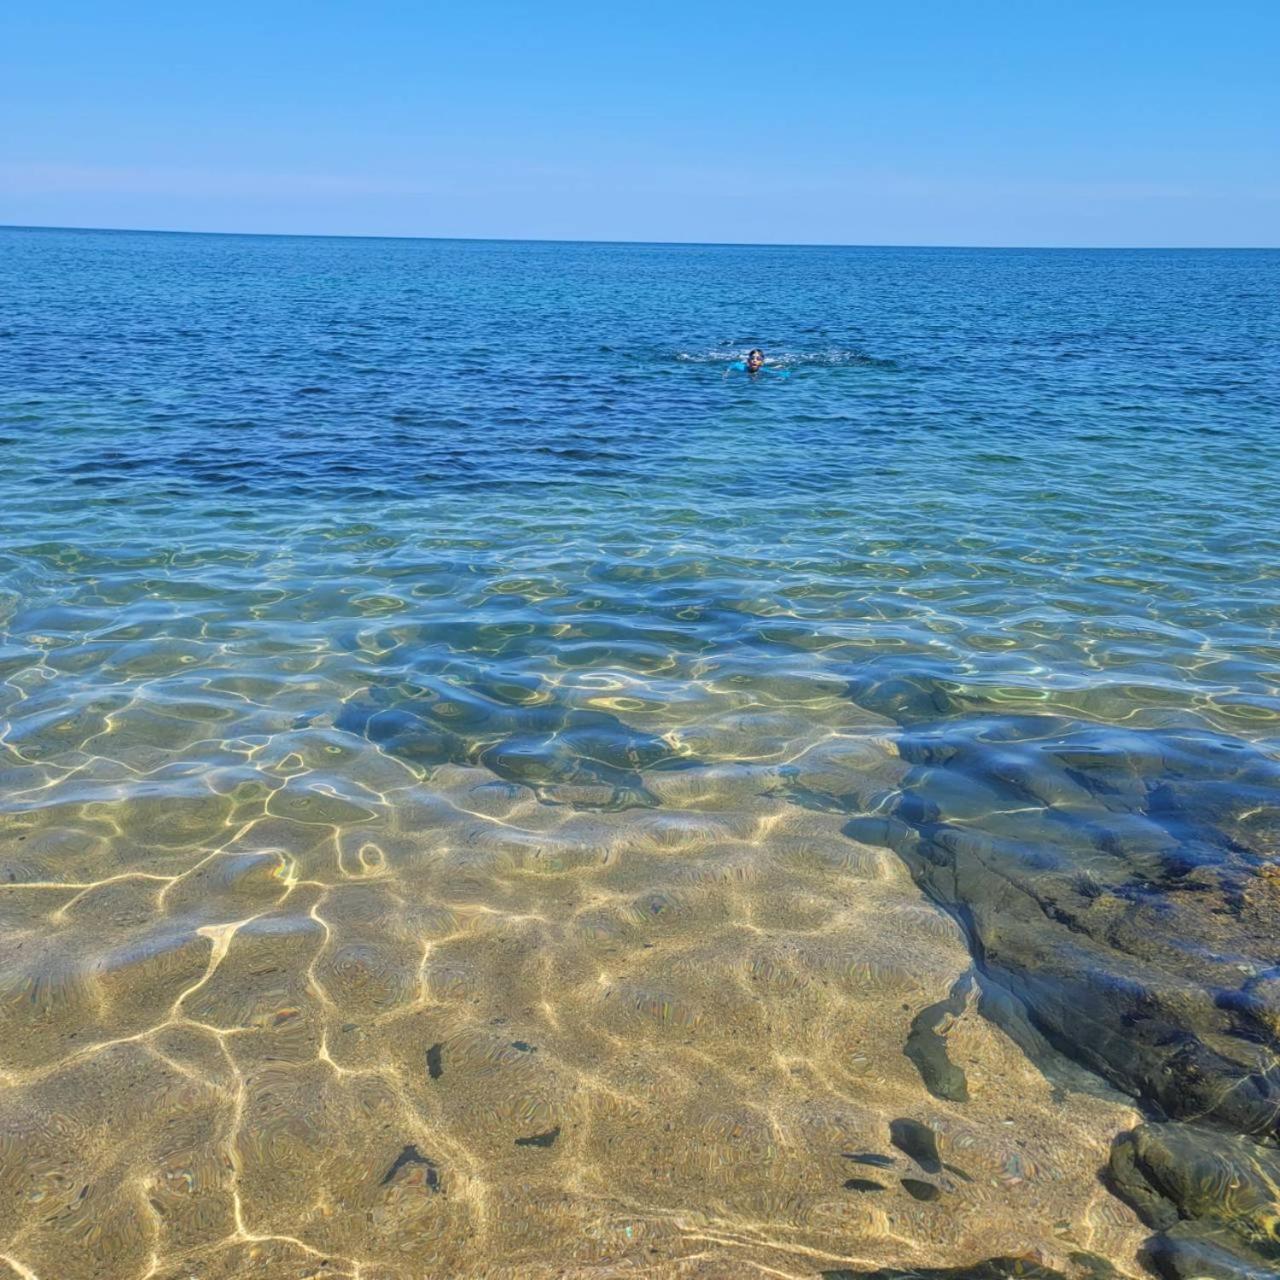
[0,229,1277,1278]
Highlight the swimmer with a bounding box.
[726,348,788,378]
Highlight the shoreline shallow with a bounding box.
[0,737,1153,1279]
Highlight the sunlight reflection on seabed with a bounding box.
[0,657,1152,1278]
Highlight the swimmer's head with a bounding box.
[746,349,764,372]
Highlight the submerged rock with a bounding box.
[514,1126,560,1148]
[426,1041,444,1079]
[822,1257,1068,1279]
[843,1176,887,1192]
[904,973,972,1102]
[899,1177,942,1202]
[379,1143,442,1193]
[1142,1223,1280,1280]
[890,1119,942,1175]
[336,674,694,806]
[793,713,1280,1278]
[1109,1123,1280,1276]
[835,718,1280,1134]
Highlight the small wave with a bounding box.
[674,348,742,363]
[783,349,899,369]
[675,348,897,370]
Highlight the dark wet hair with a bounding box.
[747,348,764,359]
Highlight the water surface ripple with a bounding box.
[0,229,1277,1280]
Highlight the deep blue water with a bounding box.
[1,227,1279,1278]
[4,231,1277,741]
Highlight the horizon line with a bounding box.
[2,222,1276,252]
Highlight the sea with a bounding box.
[0,226,1277,1280]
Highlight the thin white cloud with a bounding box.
[4,161,1268,205]
[0,162,448,198]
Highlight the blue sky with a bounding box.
[1,1,1276,245]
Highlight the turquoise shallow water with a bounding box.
[0,228,1278,1280]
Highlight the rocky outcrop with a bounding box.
[1108,1123,1280,1278]
[794,713,1280,1279]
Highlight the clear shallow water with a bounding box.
[0,228,1277,1280]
